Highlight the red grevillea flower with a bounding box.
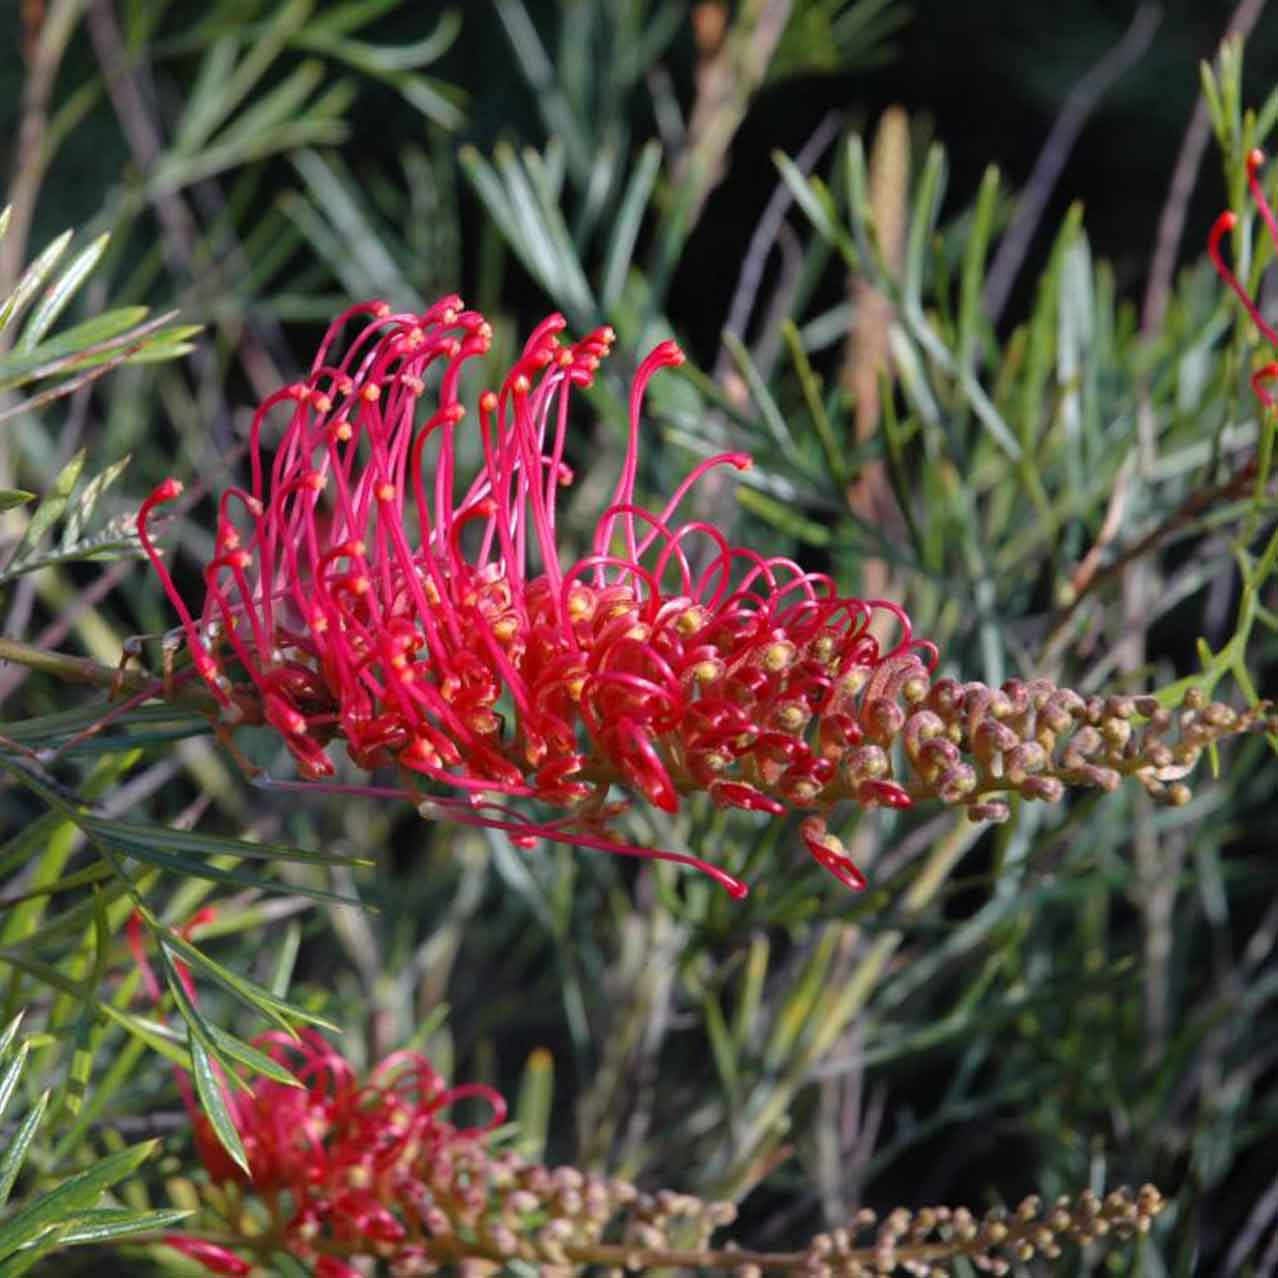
[1209,147,1278,410]
[166,1028,505,1275]
[139,298,938,897]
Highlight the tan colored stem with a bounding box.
[0,634,221,717]
[677,0,793,230]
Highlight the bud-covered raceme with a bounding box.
[139,299,1273,898]
[138,298,941,897]
[157,1025,1162,1277]
[158,1024,1163,1278]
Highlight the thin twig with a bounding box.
[0,0,84,302]
[1067,455,1133,599]
[984,4,1163,326]
[0,633,221,716]
[713,110,843,380]
[676,0,794,233]
[697,109,841,546]
[1042,452,1263,660]
[87,0,285,408]
[0,560,132,700]
[87,0,197,267]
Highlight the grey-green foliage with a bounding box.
[445,18,1276,1274]
[0,210,196,431]
[0,5,1274,1276]
[0,0,470,1211]
[0,1015,187,1277]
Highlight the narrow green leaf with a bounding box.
[721,331,799,457]
[51,1207,192,1247]
[174,0,314,155]
[0,704,208,755]
[0,1013,23,1062]
[0,1141,157,1260]
[146,913,338,1033]
[736,486,831,546]
[0,1042,29,1126]
[781,320,847,485]
[95,1005,190,1070]
[0,1091,48,1209]
[0,231,72,337]
[0,1231,65,1276]
[290,150,417,305]
[601,140,661,309]
[372,70,465,131]
[574,137,617,251]
[902,143,947,310]
[214,58,326,150]
[732,933,769,1053]
[773,150,857,266]
[492,0,591,181]
[702,989,738,1100]
[763,929,838,1072]
[48,1009,147,1172]
[270,921,302,999]
[80,814,371,870]
[306,0,400,37]
[60,454,130,551]
[99,838,361,906]
[458,146,523,257]
[207,1024,302,1090]
[159,945,248,1092]
[0,491,35,513]
[5,450,85,568]
[514,1047,553,1162]
[958,165,1001,373]
[297,10,462,73]
[172,35,238,154]
[16,234,110,353]
[493,142,595,322]
[0,307,151,389]
[188,1035,249,1176]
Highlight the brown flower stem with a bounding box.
[982,3,1162,326]
[677,0,793,232]
[146,1182,1164,1273]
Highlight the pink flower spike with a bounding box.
[142,298,941,896]
[163,1025,519,1275]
